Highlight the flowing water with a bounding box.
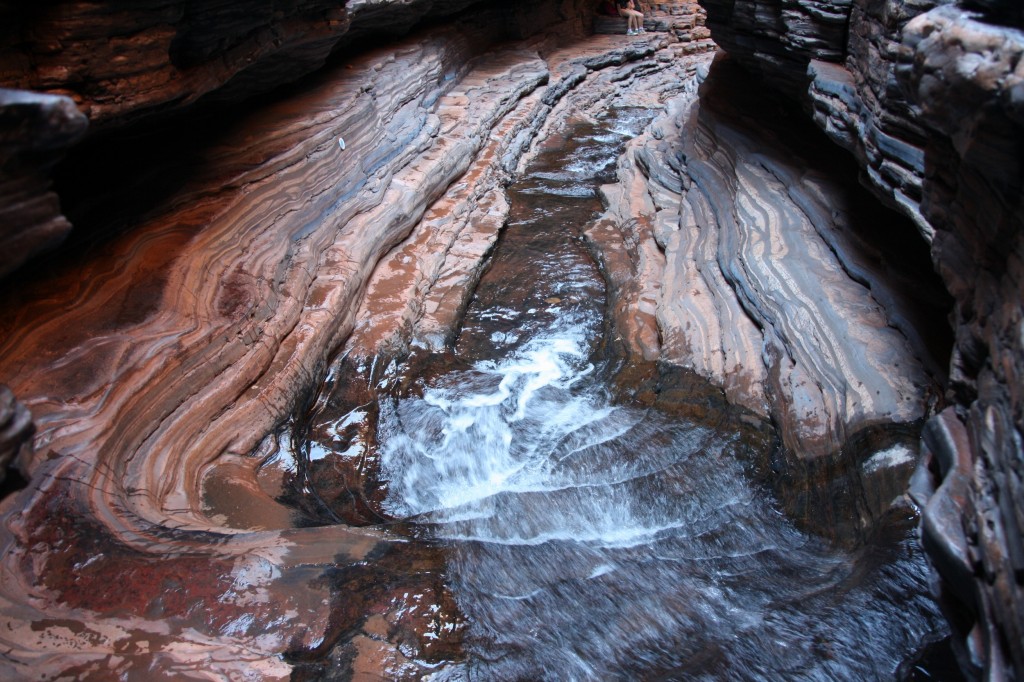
[304,106,948,679]
[379,334,940,680]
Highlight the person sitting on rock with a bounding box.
[617,0,644,35]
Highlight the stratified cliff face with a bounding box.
[0,0,591,284]
[0,1,715,677]
[901,10,1024,678]
[0,0,531,129]
[697,0,1023,677]
[1,0,345,276]
[0,0,1019,678]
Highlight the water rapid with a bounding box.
[378,326,940,680]
[370,106,944,679]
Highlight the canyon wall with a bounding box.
[0,0,595,279]
[0,0,1021,679]
[693,0,1023,677]
[0,1,715,678]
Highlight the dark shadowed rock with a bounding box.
[0,385,33,487]
[0,1,351,129]
[0,89,87,277]
[896,7,1024,678]
[0,1,473,282]
[699,0,1024,677]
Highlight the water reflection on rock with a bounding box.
[300,100,948,678]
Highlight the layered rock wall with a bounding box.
[899,9,1024,678]
[0,2,713,676]
[698,0,1023,676]
[585,54,951,550]
[0,0,606,283]
[0,0,513,128]
[1,0,1021,678]
[0,0,470,287]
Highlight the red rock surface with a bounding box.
[0,0,1020,679]
[0,7,717,677]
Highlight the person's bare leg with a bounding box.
[621,8,642,33]
[619,7,635,33]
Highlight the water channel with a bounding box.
[293,102,950,679]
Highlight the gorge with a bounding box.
[0,0,1021,680]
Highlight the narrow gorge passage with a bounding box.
[2,0,1020,679]
[298,104,948,679]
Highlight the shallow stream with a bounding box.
[299,104,948,679]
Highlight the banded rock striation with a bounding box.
[0,0,1020,679]
[0,0,468,290]
[345,32,700,361]
[0,3,716,677]
[699,0,1024,677]
[0,0,518,129]
[585,54,951,544]
[0,0,606,283]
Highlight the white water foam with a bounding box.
[380,326,607,519]
[376,325,942,680]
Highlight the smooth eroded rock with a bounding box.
[590,55,946,461]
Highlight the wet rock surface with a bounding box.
[294,85,945,678]
[0,10,727,678]
[698,0,1024,676]
[0,0,1020,679]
